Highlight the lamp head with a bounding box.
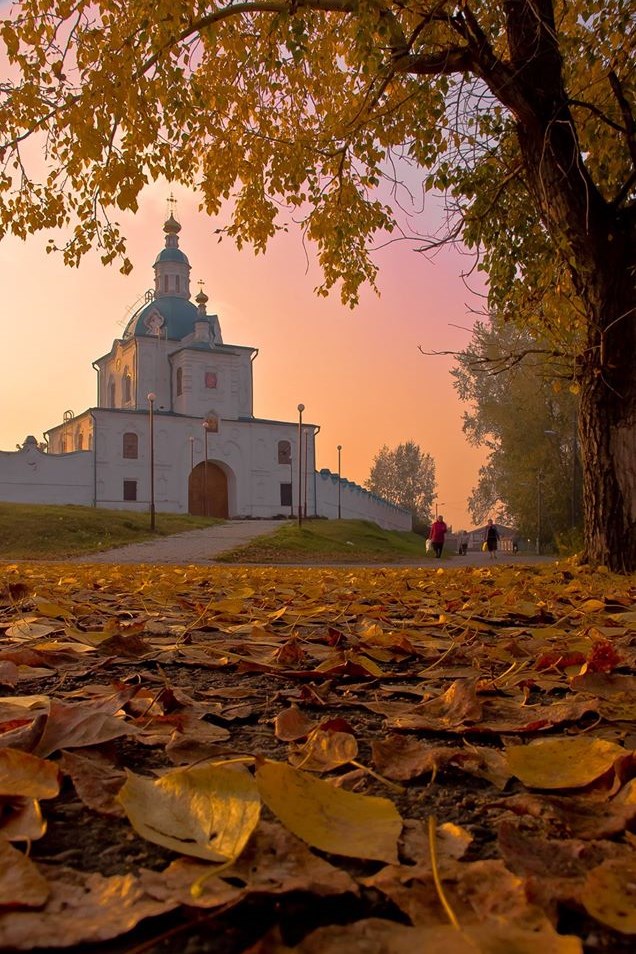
[297,403,305,413]
[147,392,156,402]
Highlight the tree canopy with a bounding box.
[0,1,634,568]
[453,320,582,548]
[365,441,436,521]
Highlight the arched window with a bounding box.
[123,369,132,403]
[278,440,292,465]
[77,434,84,451]
[175,275,181,293]
[108,380,116,408]
[176,367,183,396]
[164,275,169,293]
[122,432,138,459]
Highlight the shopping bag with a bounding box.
[481,542,488,552]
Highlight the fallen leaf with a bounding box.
[0,841,50,908]
[505,737,629,789]
[579,857,636,934]
[288,728,358,772]
[0,748,59,798]
[255,760,401,863]
[118,761,260,862]
[0,865,177,949]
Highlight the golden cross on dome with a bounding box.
[167,193,177,217]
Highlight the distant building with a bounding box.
[0,213,410,530]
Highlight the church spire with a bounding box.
[153,196,191,300]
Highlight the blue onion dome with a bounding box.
[123,297,199,340]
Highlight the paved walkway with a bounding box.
[68,520,556,567]
[68,520,284,565]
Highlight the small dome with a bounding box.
[154,246,189,265]
[164,213,182,235]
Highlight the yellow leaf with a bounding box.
[0,749,59,798]
[580,858,636,934]
[505,737,628,789]
[255,760,401,862]
[117,762,260,862]
[288,729,358,772]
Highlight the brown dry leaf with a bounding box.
[58,749,126,816]
[288,728,358,772]
[4,619,62,641]
[255,760,401,863]
[372,735,510,789]
[505,736,630,789]
[579,857,636,934]
[388,679,483,731]
[0,864,177,949]
[0,748,59,798]
[138,860,244,909]
[493,779,636,839]
[0,662,19,688]
[269,918,582,954]
[274,704,316,742]
[0,840,50,908]
[134,709,230,746]
[143,819,358,909]
[33,698,135,758]
[118,761,260,862]
[0,695,50,723]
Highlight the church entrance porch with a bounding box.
[188,461,229,518]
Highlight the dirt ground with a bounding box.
[1,561,634,953]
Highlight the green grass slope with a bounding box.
[216,518,428,564]
[0,502,218,560]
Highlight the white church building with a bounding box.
[0,214,410,531]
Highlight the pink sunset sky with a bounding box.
[0,182,487,530]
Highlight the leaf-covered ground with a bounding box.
[1,560,635,953]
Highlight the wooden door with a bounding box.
[188,462,229,518]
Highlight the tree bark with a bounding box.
[483,0,636,570]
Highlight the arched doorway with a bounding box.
[188,461,229,518]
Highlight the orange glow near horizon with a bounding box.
[0,183,487,530]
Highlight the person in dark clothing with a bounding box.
[429,515,448,558]
[484,518,501,560]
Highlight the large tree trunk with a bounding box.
[493,0,636,570]
[578,264,636,571]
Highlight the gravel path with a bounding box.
[67,520,284,564]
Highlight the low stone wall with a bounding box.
[0,445,94,506]
[315,469,411,531]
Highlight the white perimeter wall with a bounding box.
[315,469,411,531]
[0,446,94,506]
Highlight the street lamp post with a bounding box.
[337,444,342,519]
[303,428,308,519]
[147,393,156,531]
[203,421,210,518]
[297,404,305,527]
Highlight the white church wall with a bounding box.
[135,339,171,412]
[315,469,411,531]
[0,445,94,506]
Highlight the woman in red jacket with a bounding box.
[429,515,448,559]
